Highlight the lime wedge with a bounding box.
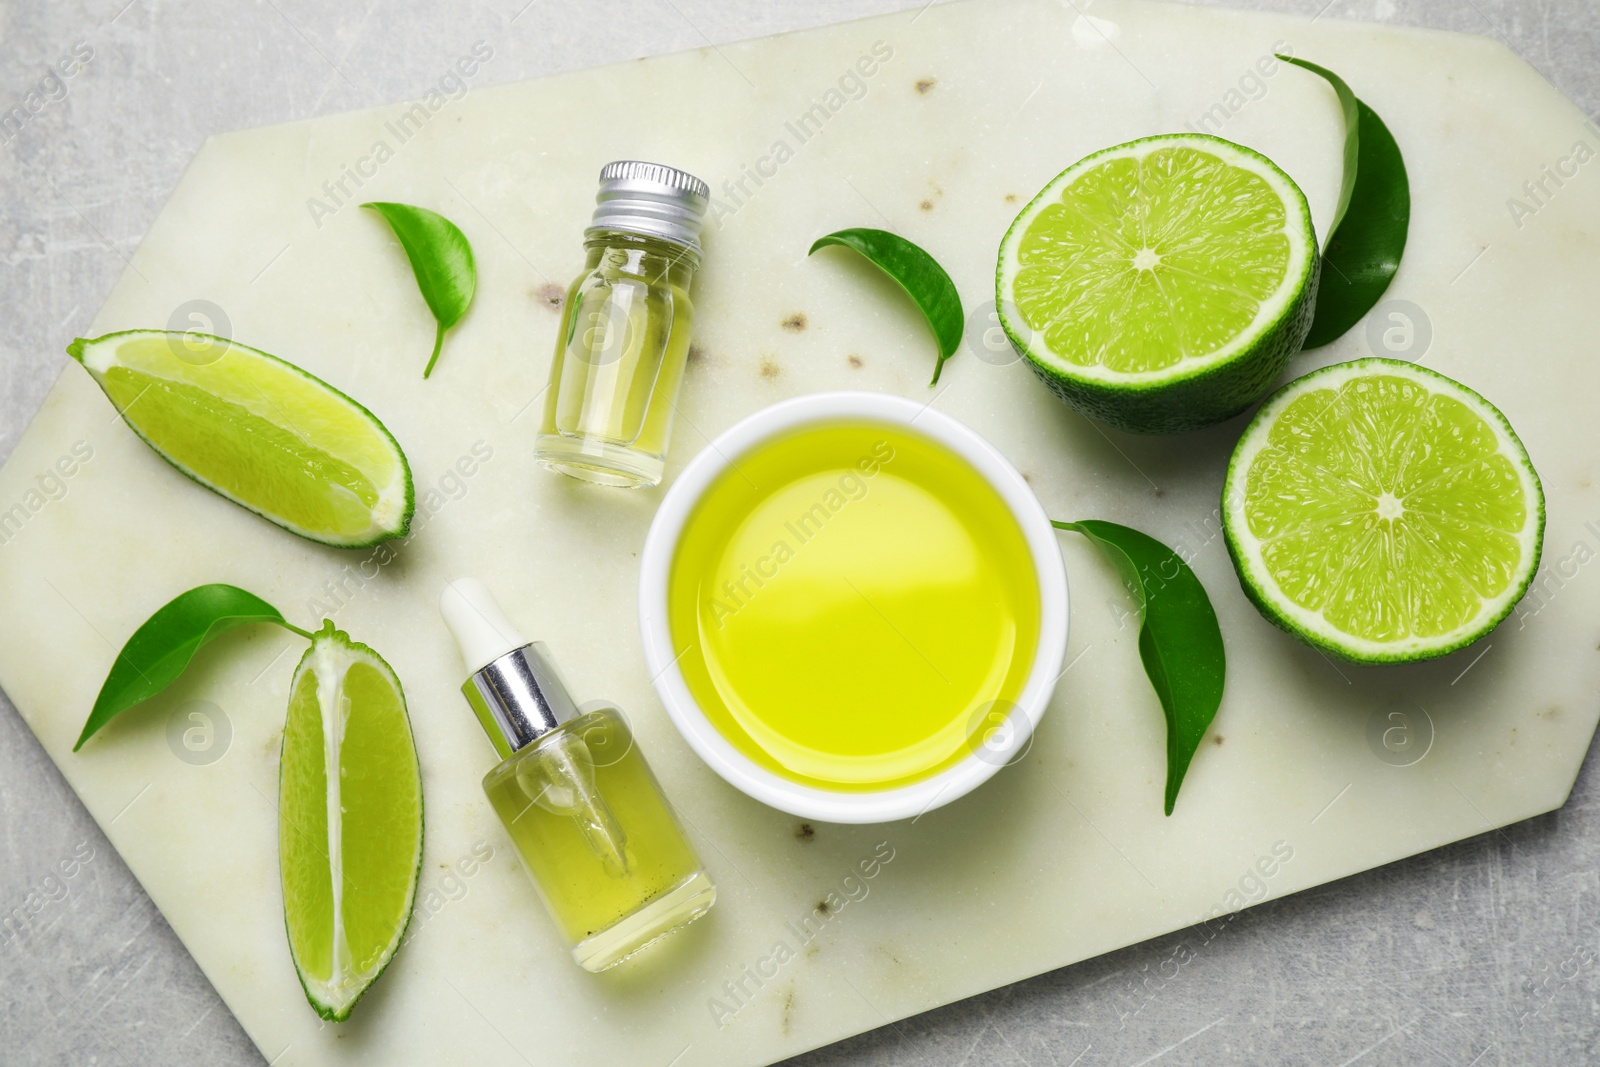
[280,622,422,1021]
[1223,358,1544,663]
[68,330,413,547]
[998,134,1319,434]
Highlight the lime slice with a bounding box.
[68,330,413,547]
[998,134,1319,434]
[280,622,423,1020]
[1223,358,1544,663]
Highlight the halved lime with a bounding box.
[280,622,422,1021]
[998,134,1319,434]
[1223,358,1544,663]
[68,330,413,547]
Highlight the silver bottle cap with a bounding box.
[587,160,709,254]
[440,578,580,760]
[463,643,580,761]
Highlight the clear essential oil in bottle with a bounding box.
[440,578,715,971]
[533,160,708,489]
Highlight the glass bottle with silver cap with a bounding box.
[533,159,709,488]
[440,577,715,971]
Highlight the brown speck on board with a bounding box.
[782,312,808,332]
[1005,193,1018,203]
[687,343,705,365]
[796,822,816,841]
[919,199,934,211]
[916,78,935,94]
[1155,488,1167,498]
[536,283,565,310]
[760,357,781,379]
[1213,735,1224,746]
[847,354,863,369]
[781,988,796,1036]
[815,899,832,915]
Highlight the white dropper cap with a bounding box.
[440,579,579,758]
[440,577,529,674]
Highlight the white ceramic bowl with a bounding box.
[638,392,1069,823]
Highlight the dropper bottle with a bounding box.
[440,578,715,971]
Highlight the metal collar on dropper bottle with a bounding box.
[440,578,579,761]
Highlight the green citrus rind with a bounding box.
[68,329,414,548]
[997,134,1320,434]
[280,622,423,1022]
[1222,357,1545,664]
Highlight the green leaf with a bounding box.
[1054,519,1225,815]
[74,585,310,751]
[808,227,964,385]
[1281,57,1360,239]
[362,202,477,378]
[1279,56,1411,350]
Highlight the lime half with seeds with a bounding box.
[68,330,413,547]
[1223,358,1544,664]
[998,134,1319,434]
[280,622,422,1021]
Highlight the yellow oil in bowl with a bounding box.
[666,420,1041,791]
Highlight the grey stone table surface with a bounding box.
[2,0,1598,1064]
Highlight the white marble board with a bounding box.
[1,0,1598,1063]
